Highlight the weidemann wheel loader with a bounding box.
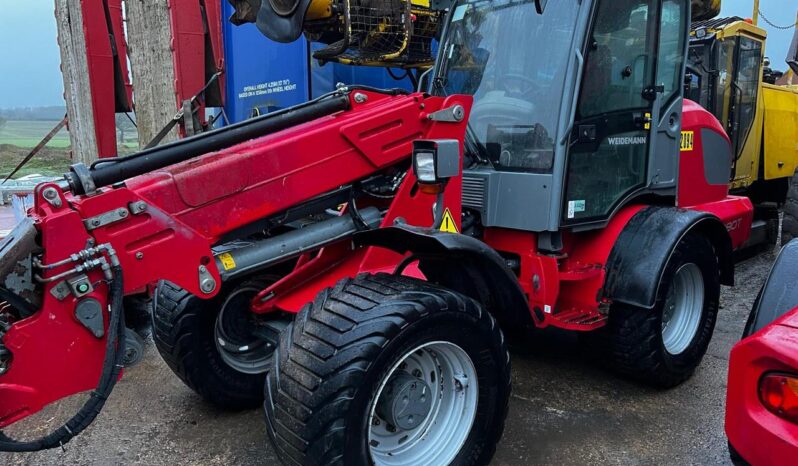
[1,0,752,464]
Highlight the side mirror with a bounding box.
[535,0,547,14]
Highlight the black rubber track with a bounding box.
[589,232,720,388]
[263,273,511,466]
[782,171,798,245]
[152,280,267,410]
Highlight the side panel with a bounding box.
[677,100,731,207]
[762,84,798,181]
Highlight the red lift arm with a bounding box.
[0,89,471,431]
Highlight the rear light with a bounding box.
[759,372,798,424]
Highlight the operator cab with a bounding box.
[431,0,689,237]
[687,18,766,184]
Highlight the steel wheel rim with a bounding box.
[661,263,705,355]
[368,341,479,466]
[214,285,272,374]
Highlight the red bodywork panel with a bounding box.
[0,92,471,428]
[168,0,226,135]
[726,307,798,466]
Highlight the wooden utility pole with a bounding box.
[54,0,99,165]
[124,0,180,147]
[752,0,760,25]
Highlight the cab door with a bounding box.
[563,0,686,225]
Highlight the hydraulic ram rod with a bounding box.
[217,207,383,281]
[64,93,351,195]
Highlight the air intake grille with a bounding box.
[462,175,486,211]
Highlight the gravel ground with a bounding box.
[4,248,776,466]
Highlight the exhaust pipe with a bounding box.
[217,207,382,281]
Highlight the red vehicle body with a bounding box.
[726,240,798,466]
[0,89,751,429]
[726,307,798,466]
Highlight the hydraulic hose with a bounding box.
[0,266,125,452]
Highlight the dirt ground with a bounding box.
[4,248,776,466]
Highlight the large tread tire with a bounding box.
[782,172,798,245]
[152,280,267,410]
[264,273,511,466]
[593,232,720,388]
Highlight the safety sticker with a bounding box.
[218,253,236,271]
[567,200,586,219]
[440,208,459,233]
[680,131,694,152]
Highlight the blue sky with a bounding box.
[0,0,795,108]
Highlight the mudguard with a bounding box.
[743,239,798,338]
[603,206,734,310]
[354,225,533,330]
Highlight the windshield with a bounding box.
[434,0,580,173]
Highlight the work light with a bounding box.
[412,140,460,186]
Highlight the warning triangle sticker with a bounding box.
[439,208,459,233]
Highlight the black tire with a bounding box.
[153,279,273,410]
[783,172,798,245]
[264,273,511,466]
[593,232,720,388]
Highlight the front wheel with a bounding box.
[264,274,511,466]
[595,232,720,388]
[153,277,287,409]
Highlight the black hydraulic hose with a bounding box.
[0,267,125,452]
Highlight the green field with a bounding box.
[0,120,71,148]
[0,120,141,178]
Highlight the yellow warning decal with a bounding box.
[644,112,652,130]
[440,208,459,233]
[218,253,236,271]
[680,131,694,152]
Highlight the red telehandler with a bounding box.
[1,0,750,464]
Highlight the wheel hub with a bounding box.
[368,341,479,466]
[214,284,287,374]
[375,373,433,431]
[661,263,705,355]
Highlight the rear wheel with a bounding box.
[783,171,798,245]
[264,274,511,466]
[153,277,288,409]
[596,233,720,388]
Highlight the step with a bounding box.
[546,308,608,331]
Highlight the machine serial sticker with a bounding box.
[680,131,694,152]
[440,208,459,233]
[218,253,237,271]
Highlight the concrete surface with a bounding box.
[4,250,775,466]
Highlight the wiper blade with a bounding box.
[465,124,490,164]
